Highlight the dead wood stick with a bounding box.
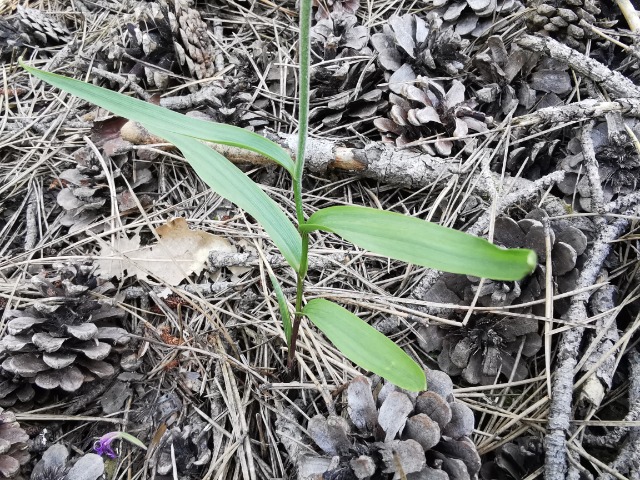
[580,122,606,214]
[512,98,640,128]
[544,210,638,480]
[517,35,640,99]
[24,187,38,251]
[576,285,620,410]
[122,121,516,195]
[596,350,640,480]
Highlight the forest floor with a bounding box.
[1,0,640,479]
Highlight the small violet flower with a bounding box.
[94,431,147,459]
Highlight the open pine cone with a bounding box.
[0,265,129,399]
[309,11,385,130]
[480,436,544,479]
[0,408,29,478]
[416,206,596,384]
[371,13,468,77]
[55,139,154,234]
[298,371,481,479]
[374,65,492,155]
[431,0,524,37]
[103,0,216,88]
[557,119,640,212]
[419,316,542,385]
[150,416,211,479]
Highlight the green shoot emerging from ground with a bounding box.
[20,0,536,391]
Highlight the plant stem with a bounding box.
[288,0,312,370]
[288,233,308,369]
[293,0,312,226]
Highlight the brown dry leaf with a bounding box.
[95,218,234,285]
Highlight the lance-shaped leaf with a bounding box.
[20,60,295,174]
[269,272,292,347]
[303,299,426,391]
[301,206,536,281]
[149,127,302,271]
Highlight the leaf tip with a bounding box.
[525,249,537,275]
[402,371,427,392]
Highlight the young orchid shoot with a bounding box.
[21,0,536,392]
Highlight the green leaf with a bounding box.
[303,298,426,391]
[301,206,536,281]
[269,272,292,347]
[20,60,295,174]
[149,127,302,271]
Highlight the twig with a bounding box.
[580,122,606,214]
[517,35,640,99]
[511,98,640,128]
[14,414,125,424]
[80,64,150,101]
[212,18,225,74]
[576,286,620,409]
[596,350,640,480]
[544,209,639,480]
[24,186,37,251]
[617,0,640,32]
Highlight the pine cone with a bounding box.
[557,119,640,212]
[103,0,216,89]
[15,6,70,45]
[420,316,542,385]
[525,0,600,51]
[374,66,492,155]
[416,206,596,384]
[150,416,211,478]
[298,371,481,479]
[0,407,29,478]
[0,265,129,396]
[31,444,104,480]
[0,17,28,60]
[195,80,266,128]
[314,0,360,20]
[472,36,532,117]
[371,13,469,77]
[480,436,543,479]
[311,11,369,61]
[0,6,69,60]
[309,12,385,130]
[432,0,524,37]
[55,141,154,234]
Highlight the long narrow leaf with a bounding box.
[149,127,302,271]
[303,299,426,391]
[21,61,295,174]
[301,206,536,281]
[269,273,292,347]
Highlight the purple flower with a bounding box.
[94,432,119,458]
[94,431,146,459]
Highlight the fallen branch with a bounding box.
[517,35,640,99]
[544,205,639,480]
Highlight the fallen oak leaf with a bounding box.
[95,217,235,285]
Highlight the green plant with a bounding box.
[20,1,536,391]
